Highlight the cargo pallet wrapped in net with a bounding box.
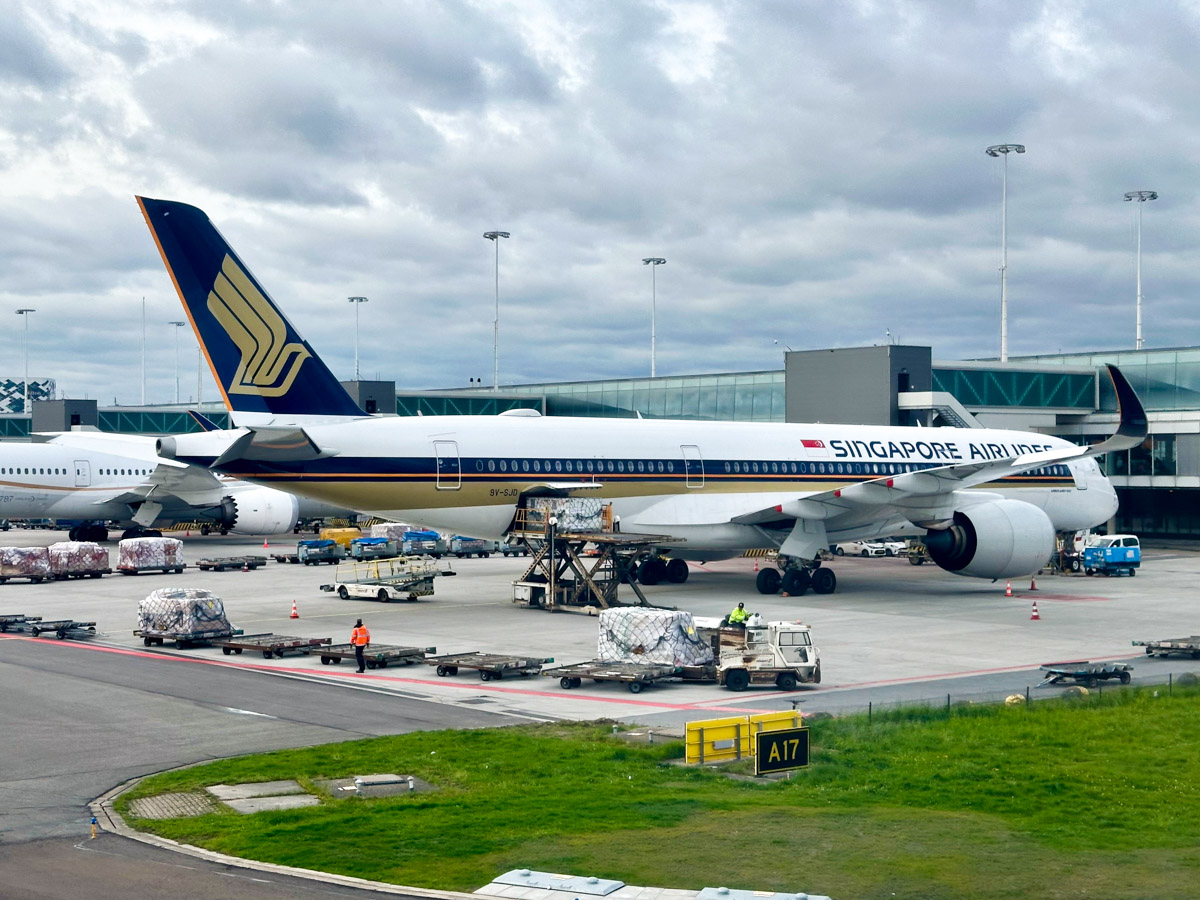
[118,537,185,574]
[524,497,605,532]
[597,608,714,666]
[48,541,111,579]
[0,546,53,584]
[135,587,232,647]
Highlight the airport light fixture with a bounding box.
[643,257,666,377]
[986,143,1025,362]
[347,296,369,380]
[483,231,510,390]
[15,308,35,413]
[1124,190,1158,351]
[168,321,186,403]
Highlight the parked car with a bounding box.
[880,540,906,557]
[833,541,888,557]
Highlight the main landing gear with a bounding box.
[756,557,836,596]
[68,523,109,542]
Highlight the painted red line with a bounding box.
[1014,593,1110,602]
[0,635,771,713]
[824,650,1138,691]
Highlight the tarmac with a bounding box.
[2,528,1197,727]
[2,527,1198,897]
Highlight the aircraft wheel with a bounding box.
[781,568,810,596]
[666,558,689,583]
[638,558,664,585]
[810,567,837,594]
[756,567,782,594]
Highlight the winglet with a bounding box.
[136,196,366,421]
[1105,364,1148,445]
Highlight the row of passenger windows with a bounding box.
[0,467,150,476]
[465,459,1072,477]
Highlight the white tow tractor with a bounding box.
[696,615,821,691]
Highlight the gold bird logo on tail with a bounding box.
[207,255,311,396]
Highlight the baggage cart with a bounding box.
[0,614,41,632]
[214,632,333,659]
[541,659,680,694]
[1038,661,1133,687]
[271,552,301,564]
[14,618,98,640]
[135,626,239,649]
[349,537,399,560]
[423,651,552,681]
[297,539,344,565]
[117,564,184,578]
[195,555,266,572]
[51,567,111,580]
[317,643,435,669]
[1132,636,1200,659]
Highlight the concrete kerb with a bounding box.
[90,772,479,900]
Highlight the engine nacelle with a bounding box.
[924,499,1054,579]
[218,488,300,535]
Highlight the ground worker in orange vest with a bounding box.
[351,618,371,673]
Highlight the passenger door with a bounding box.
[433,441,461,490]
[681,444,704,488]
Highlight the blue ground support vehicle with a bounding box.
[297,539,344,566]
[1083,534,1140,576]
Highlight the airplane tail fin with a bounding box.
[137,196,366,422]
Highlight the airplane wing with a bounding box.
[729,364,1145,532]
[93,460,228,507]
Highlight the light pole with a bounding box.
[642,257,666,376]
[1124,190,1158,350]
[168,321,186,403]
[986,143,1025,362]
[483,231,510,390]
[347,296,369,380]
[15,309,35,413]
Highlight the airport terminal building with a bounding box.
[3,344,1197,537]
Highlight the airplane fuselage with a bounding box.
[189,415,1118,548]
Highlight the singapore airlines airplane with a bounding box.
[138,195,1146,596]
[0,430,348,541]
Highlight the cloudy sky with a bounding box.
[2,0,1198,405]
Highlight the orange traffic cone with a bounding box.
[263,538,269,550]
[1029,574,1039,591]
[1030,601,1040,620]
[290,600,299,619]
[753,558,759,572]
[185,530,190,538]
[242,561,250,572]
[1005,580,1013,597]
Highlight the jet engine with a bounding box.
[215,488,300,535]
[924,499,1054,579]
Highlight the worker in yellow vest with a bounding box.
[727,602,749,626]
[351,618,371,673]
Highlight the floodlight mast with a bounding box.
[986,143,1025,362]
[168,321,186,403]
[483,231,510,390]
[347,297,369,380]
[15,308,35,413]
[642,257,666,377]
[1124,191,1158,351]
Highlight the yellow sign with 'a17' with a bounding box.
[754,727,810,775]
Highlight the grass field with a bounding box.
[118,685,1200,900]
